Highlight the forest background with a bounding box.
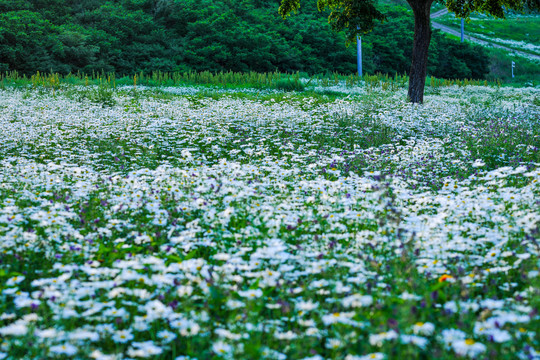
[0,0,537,83]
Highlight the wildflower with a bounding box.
[13,295,40,309]
[274,330,298,340]
[452,339,486,358]
[133,319,150,332]
[438,274,454,282]
[35,328,57,338]
[261,269,281,286]
[103,307,129,319]
[440,328,467,347]
[127,341,163,358]
[326,338,343,349]
[369,330,399,346]
[96,324,116,334]
[177,285,194,297]
[305,327,321,337]
[298,319,316,327]
[400,334,428,349]
[296,300,319,312]
[212,341,233,356]
[0,323,28,336]
[6,276,25,287]
[342,294,373,308]
[474,324,512,343]
[479,299,504,310]
[144,300,172,320]
[412,322,435,336]
[49,343,78,356]
[157,330,177,343]
[472,159,486,168]
[322,312,354,326]
[488,329,512,343]
[90,350,119,360]
[300,355,324,360]
[238,288,263,299]
[226,299,245,309]
[399,292,421,301]
[345,353,385,360]
[112,329,134,343]
[170,318,200,336]
[215,328,244,340]
[68,329,100,342]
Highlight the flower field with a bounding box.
[0,83,539,360]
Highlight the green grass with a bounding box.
[436,12,540,52]
[485,47,540,84]
[436,31,540,85]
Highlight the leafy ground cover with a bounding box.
[0,82,539,360]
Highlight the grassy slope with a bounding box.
[435,12,540,53]
[429,8,540,84]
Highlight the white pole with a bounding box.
[461,19,464,42]
[512,61,515,78]
[357,35,362,77]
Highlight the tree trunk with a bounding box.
[406,0,434,104]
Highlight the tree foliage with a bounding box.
[445,0,540,18]
[0,0,489,80]
[280,0,386,40]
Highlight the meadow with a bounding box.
[0,78,539,360]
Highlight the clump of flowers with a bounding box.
[0,83,538,359]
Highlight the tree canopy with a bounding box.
[0,0,489,82]
[280,0,385,41]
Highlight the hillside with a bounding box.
[0,0,537,82]
[0,0,485,79]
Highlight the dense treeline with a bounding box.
[0,0,489,79]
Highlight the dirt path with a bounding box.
[430,9,449,19]
[430,9,540,61]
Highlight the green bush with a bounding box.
[274,79,305,92]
